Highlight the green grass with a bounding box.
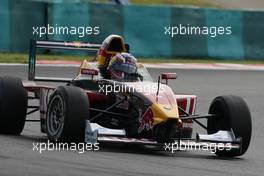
[138,58,264,64]
[130,0,220,7]
[0,53,264,64]
[94,0,221,8]
[0,53,92,63]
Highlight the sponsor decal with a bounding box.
[163,104,172,110]
[81,68,98,75]
[138,108,154,133]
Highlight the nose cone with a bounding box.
[150,85,179,125]
[125,82,179,125]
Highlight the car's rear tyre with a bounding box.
[0,76,28,135]
[46,86,89,142]
[208,95,252,157]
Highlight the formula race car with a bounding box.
[0,35,252,157]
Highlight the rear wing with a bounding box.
[28,39,101,82]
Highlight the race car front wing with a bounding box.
[85,120,241,153]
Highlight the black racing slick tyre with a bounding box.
[46,86,89,142]
[0,76,28,135]
[208,95,252,157]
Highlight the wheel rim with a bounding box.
[47,95,65,139]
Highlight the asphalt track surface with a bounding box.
[0,65,264,176]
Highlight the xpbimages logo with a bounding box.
[32,140,99,154]
[164,141,232,154]
[98,82,165,95]
[32,24,100,38]
[164,24,232,38]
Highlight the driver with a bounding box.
[97,44,130,79]
[107,52,138,80]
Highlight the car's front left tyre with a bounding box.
[208,95,252,157]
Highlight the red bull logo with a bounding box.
[138,108,154,133]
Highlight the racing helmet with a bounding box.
[108,52,137,80]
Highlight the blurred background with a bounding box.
[0,0,263,61]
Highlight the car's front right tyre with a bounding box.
[46,86,89,142]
